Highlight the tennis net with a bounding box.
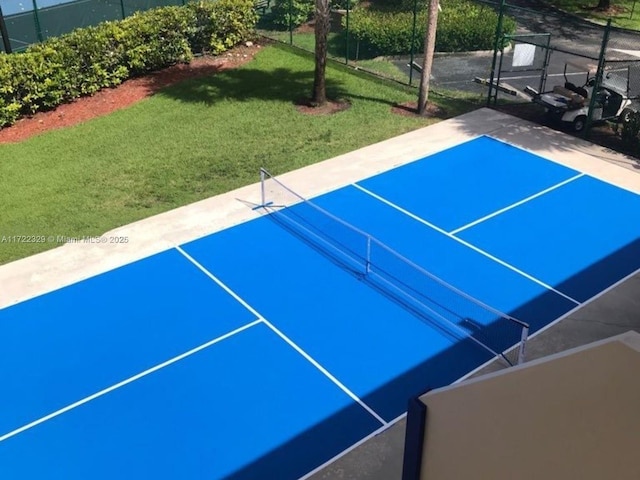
[259,168,529,366]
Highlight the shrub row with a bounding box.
[346,0,516,56]
[270,0,315,29]
[267,0,359,30]
[0,0,257,128]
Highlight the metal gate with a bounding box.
[483,32,553,104]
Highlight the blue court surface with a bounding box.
[3,135,640,479]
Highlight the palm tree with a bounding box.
[312,0,330,106]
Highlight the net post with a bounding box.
[366,236,371,274]
[517,325,529,365]
[260,168,266,207]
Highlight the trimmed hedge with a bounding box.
[270,0,315,29]
[0,0,257,129]
[268,0,359,30]
[346,0,516,56]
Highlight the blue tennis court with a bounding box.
[3,135,640,479]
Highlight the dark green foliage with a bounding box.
[0,0,257,128]
[188,0,258,54]
[346,0,516,56]
[619,111,640,153]
[270,0,314,29]
[329,0,360,11]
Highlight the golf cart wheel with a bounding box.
[620,108,635,124]
[572,115,587,132]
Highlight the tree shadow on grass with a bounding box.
[157,66,343,106]
[154,45,402,109]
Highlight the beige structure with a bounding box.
[414,331,640,480]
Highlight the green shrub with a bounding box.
[119,7,193,75]
[29,22,131,100]
[206,0,258,53]
[346,0,516,56]
[270,0,314,29]
[187,0,258,54]
[330,0,360,11]
[0,51,59,123]
[0,0,258,129]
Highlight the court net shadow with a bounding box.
[219,233,640,479]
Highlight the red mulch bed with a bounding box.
[392,101,445,118]
[0,44,261,144]
[295,98,352,115]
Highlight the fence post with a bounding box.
[345,0,350,65]
[409,0,418,86]
[0,5,12,54]
[260,169,266,207]
[119,0,126,19]
[31,0,44,42]
[487,0,507,106]
[584,18,611,138]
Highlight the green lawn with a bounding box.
[549,0,640,30]
[0,44,478,265]
[262,31,410,82]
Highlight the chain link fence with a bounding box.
[1,0,185,53]
[255,0,640,140]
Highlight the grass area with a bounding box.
[263,31,354,59]
[263,31,410,82]
[0,44,479,265]
[549,0,640,29]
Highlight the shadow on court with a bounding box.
[222,338,491,480]
[554,237,640,303]
[470,109,640,168]
[220,235,640,479]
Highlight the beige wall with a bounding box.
[418,332,640,480]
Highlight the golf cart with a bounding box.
[527,61,640,132]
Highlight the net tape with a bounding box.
[259,168,529,366]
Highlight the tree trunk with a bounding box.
[596,0,610,10]
[312,0,330,106]
[418,0,440,115]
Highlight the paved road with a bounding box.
[396,0,640,99]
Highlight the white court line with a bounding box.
[263,319,387,426]
[517,263,640,344]
[351,184,581,306]
[299,412,406,480]
[0,319,263,444]
[303,264,640,476]
[175,246,263,319]
[449,173,584,235]
[175,246,388,427]
[454,265,640,382]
